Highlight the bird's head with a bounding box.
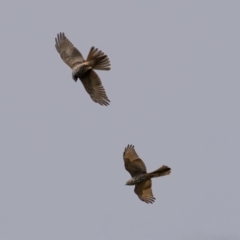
[125,179,135,186]
[72,73,78,82]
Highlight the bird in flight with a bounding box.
[55,32,111,106]
[123,144,171,204]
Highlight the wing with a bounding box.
[79,70,110,106]
[55,32,85,69]
[123,145,147,177]
[134,180,155,204]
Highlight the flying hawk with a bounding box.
[123,144,171,204]
[55,32,111,106]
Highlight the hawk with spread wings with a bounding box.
[123,144,171,204]
[55,32,111,106]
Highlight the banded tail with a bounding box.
[149,165,171,178]
[86,47,111,71]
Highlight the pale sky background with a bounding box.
[0,1,240,240]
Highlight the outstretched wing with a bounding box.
[134,180,155,204]
[79,70,110,106]
[123,145,147,177]
[55,32,85,69]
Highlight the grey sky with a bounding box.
[0,1,240,240]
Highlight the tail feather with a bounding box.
[86,47,111,71]
[149,165,171,178]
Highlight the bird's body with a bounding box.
[72,63,91,81]
[123,144,171,204]
[55,32,111,106]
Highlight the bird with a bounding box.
[123,144,171,204]
[55,32,111,106]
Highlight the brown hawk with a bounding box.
[55,32,111,106]
[123,144,171,204]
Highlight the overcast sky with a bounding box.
[0,1,240,240]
